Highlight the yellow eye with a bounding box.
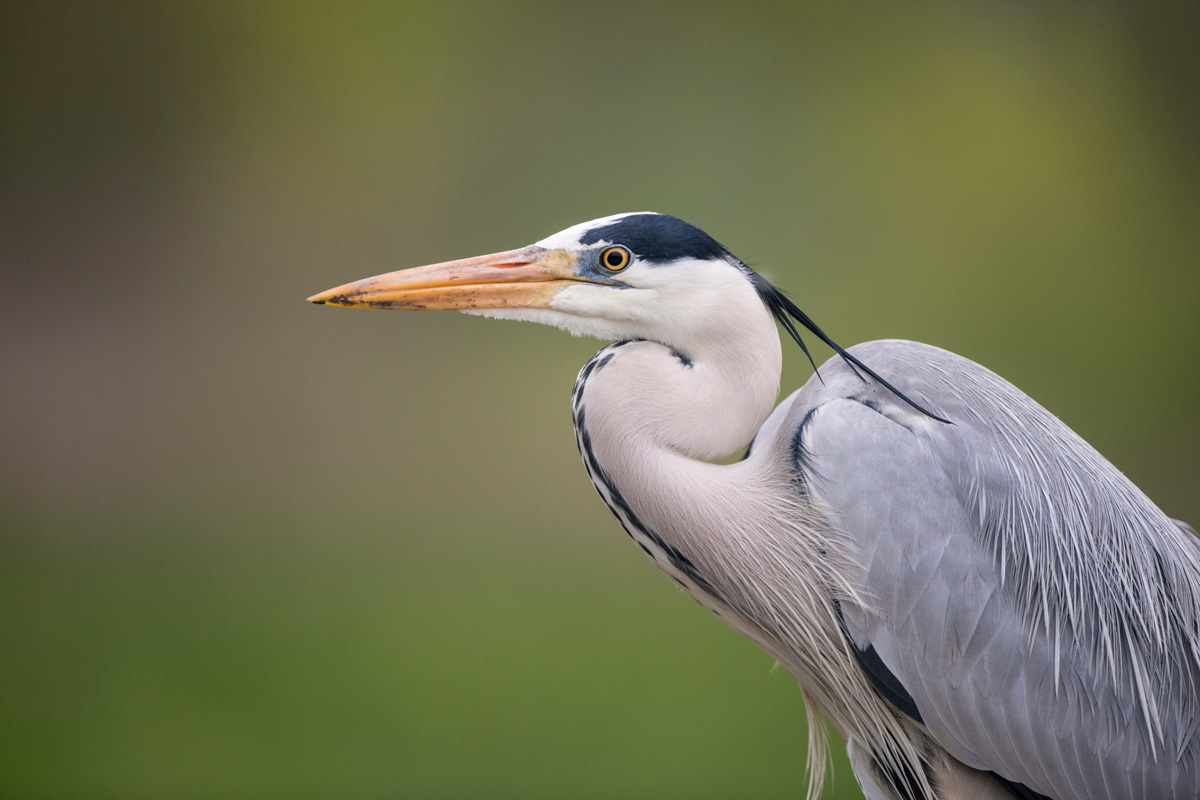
[599,246,631,272]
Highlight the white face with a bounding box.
[465,212,771,353]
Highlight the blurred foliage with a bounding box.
[1,2,1197,798]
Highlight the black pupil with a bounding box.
[606,249,625,268]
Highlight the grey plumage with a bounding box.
[794,341,1200,799]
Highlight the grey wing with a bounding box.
[791,340,1200,800]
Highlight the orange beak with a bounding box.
[307,246,581,311]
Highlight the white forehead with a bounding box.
[534,212,659,250]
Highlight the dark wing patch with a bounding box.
[833,600,924,724]
[854,642,925,725]
[991,774,1053,800]
[790,406,821,479]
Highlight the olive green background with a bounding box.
[2,3,1197,798]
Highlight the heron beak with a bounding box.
[306,246,580,310]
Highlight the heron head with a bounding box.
[307,212,774,349]
[308,212,946,421]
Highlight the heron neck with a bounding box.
[570,313,785,598]
[571,318,851,692]
[569,306,785,587]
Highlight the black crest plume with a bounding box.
[750,274,951,424]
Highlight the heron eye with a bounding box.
[600,246,631,272]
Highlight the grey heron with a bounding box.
[308,213,1200,800]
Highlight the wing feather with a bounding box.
[790,340,1200,800]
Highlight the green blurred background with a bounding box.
[2,2,1197,798]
